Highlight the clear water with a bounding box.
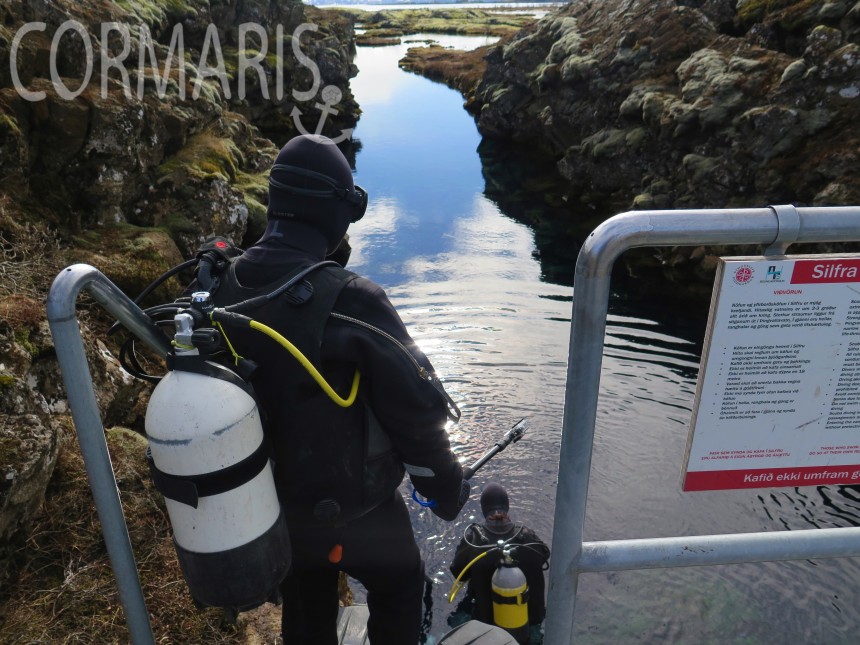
[340,32,860,644]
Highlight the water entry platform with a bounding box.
[46,205,860,644]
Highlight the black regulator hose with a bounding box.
[222,260,339,314]
[107,258,199,337]
[133,257,198,306]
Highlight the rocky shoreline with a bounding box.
[344,6,534,46]
[0,0,361,639]
[0,0,359,256]
[1,1,860,639]
[466,0,860,212]
[401,0,860,287]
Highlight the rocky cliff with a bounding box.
[473,0,860,215]
[0,0,358,255]
[0,1,359,636]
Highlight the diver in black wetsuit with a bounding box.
[449,483,550,640]
[210,134,469,645]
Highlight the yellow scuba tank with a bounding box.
[491,548,530,645]
[144,303,290,611]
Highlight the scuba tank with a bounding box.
[491,547,530,645]
[144,295,290,611]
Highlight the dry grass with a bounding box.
[0,423,355,644]
[0,424,247,644]
[0,294,44,330]
[399,44,493,98]
[0,196,63,301]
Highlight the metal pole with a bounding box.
[579,526,860,572]
[463,418,527,479]
[47,264,170,645]
[544,207,860,644]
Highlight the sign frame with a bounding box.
[683,253,860,491]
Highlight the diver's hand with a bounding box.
[431,479,470,521]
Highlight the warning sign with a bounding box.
[683,254,860,491]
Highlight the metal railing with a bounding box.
[47,207,860,644]
[47,264,169,645]
[544,205,860,644]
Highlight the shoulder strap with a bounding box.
[217,260,355,314]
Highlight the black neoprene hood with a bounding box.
[480,482,510,517]
[267,134,363,254]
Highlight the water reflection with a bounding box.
[346,34,493,283]
[343,30,860,645]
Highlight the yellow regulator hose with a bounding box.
[249,319,360,408]
[448,550,491,603]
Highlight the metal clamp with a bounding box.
[763,204,800,256]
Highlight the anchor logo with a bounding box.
[291,84,353,144]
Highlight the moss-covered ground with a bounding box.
[399,43,493,99]
[0,425,247,644]
[331,7,536,44]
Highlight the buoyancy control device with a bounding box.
[144,297,290,611]
[491,548,530,645]
[120,246,456,609]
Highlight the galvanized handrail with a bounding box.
[544,206,860,644]
[46,264,170,645]
[45,208,860,643]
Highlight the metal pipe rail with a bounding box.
[46,264,171,645]
[544,206,860,644]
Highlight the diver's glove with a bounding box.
[431,478,471,521]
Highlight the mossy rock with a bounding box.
[158,130,243,183]
[737,0,823,30]
[0,413,60,597]
[66,225,186,304]
[115,0,202,27]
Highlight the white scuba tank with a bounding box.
[144,315,290,610]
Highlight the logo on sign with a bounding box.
[764,264,784,283]
[732,264,754,285]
